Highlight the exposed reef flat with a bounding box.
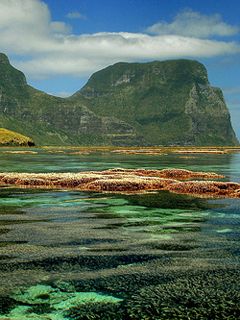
[111,147,240,155]
[101,168,224,179]
[168,181,240,198]
[112,149,167,155]
[39,146,240,156]
[174,149,228,154]
[3,150,38,154]
[0,168,239,198]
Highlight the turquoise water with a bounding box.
[0,148,240,319]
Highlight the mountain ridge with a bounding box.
[0,53,238,146]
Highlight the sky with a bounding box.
[0,0,239,137]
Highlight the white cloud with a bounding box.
[66,11,86,20]
[50,21,72,34]
[0,0,239,79]
[13,34,240,79]
[147,9,239,38]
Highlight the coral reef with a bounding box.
[3,151,38,154]
[174,149,228,154]
[0,167,238,198]
[0,284,122,320]
[168,180,240,198]
[3,270,238,320]
[0,167,237,198]
[67,301,124,320]
[126,269,240,320]
[112,149,166,155]
[111,147,240,155]
[101,168,224,179]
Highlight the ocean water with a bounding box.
[0,148,239,319]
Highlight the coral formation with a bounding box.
[0,167,237,198]
[174,149,228,154]
[168,180,240,198]
[112,149,166,155]
[101,168,224,179]
[1,284,122,320]
[2,270,239,320]
[3,151,38,154]
[67,301,123,320]
[126,270,240,320]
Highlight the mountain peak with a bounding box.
[0,53,10,65]
[0,52,27,97]
[76,59,209,99]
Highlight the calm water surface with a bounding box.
[0,148,239,319]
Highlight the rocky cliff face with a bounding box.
[74,60,238,146]
[0,53,238,146]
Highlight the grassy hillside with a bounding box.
[0,128,34,146]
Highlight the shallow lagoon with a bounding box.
[0,148,240,319]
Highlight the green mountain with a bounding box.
[0,53,238,146]
[73,60,238,146]
[0,53,137,146]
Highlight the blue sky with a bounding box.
[0,0,239,137]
